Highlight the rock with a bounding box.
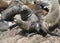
[0,35,22,43]
[0,28,21,40]
[17,34,46,43]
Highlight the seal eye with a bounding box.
[44,6,47,9]
[42,7,49,16]
[43,7,49,13]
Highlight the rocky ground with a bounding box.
[0,27,60,43]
